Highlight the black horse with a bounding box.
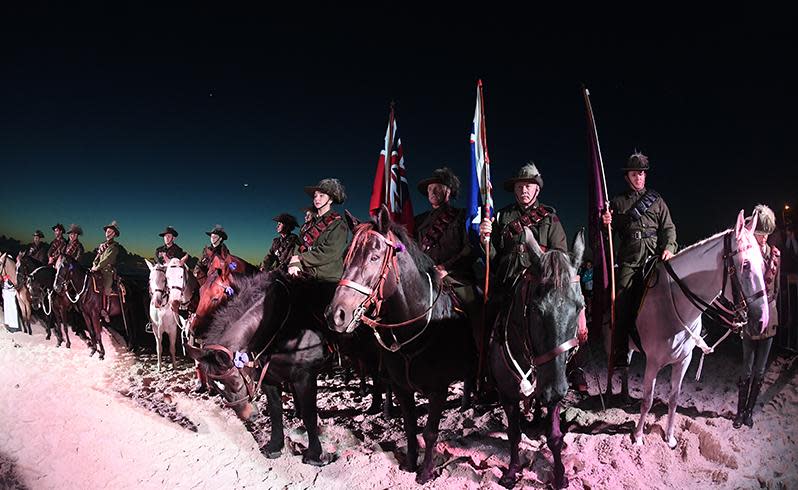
[326,207,476,484]
[489,229,585,489]
[15,254,65,343]
[53,255,131,359]
[187,271,333,466]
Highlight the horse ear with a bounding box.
[344,210,360,232]
[145,259,154,271]
[746,210,758,234]
[376,204,391,235]
[572,229,585,267]
[734,209,746,237]
[522,227,544,259]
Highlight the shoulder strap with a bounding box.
[627,190,660,221]
[299,212,342,252]
[419,207,459,251]
[503,206,550,241]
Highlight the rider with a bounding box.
[288,178,348,284]
[414,167,477,314]
[91,221,121,323]
[47,223,67,265]
[64,224,85,261]
[601,152,677,369]
[197,225,231,278]
[733,204,780,429]
[27,230,49,264]
[262,214,301,272]
[155,226,188,266]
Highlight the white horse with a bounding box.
[2,252,33,334]
[632,210,769,448]
[145,259,178,371]
[164,257,197,329]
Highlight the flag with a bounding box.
[467,80,493,246]
[369,106,415,235]
[584,87,610,335]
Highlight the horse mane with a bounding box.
[539,250,573,290]
[201,271,274,342]
[674,228,730,257]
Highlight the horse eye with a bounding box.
[212,297,219,303]
[370,255,381,262]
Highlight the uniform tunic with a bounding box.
[64,239,85,261]
[262,233,301,271]
[414,203,473,285]
[26,242,49,265]
[48,237,67,263]
[292,209,347,283]
[156,243,186,265]
[92,241,120,294]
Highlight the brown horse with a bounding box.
[53,255,129,360]
[2,252,34,334]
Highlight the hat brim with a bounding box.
[206,231,228,240]
[417,177,442,196]
[621,167,650,172]
[304,186,343,204]
[502,177,543,192]
[158,231,178,237]
[103,226,120,237]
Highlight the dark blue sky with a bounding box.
[1,6,795,263]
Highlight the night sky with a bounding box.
[1,6,795,263]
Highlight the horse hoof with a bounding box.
[46,334,51,340]
[399,461,418,473]
[262,443,284,459]
[99,354,105,361]
[667,436,677,449]
[194,384,208,394]
[65,343,71,349]
[365,402,382,416]
[553,474,569,489]
[302,451,334,467]
[633,434,644,446]
[89,349,96,357]
[499,471,519,488]
[415,469,435,485]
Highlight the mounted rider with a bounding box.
[155,226,188,266]
[479,162,567,292]
[602,152,677,368]
[64,224,85,261]
[91,221,122,323]
[262,213,301,272]
[197,225,231,279]
[288,178,348,284]
[47,223,67,265]
[414,167,476,311]
[26,230,49,265]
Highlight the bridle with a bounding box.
[337,227,441,351]
[662,231,766,331]
[149,265,169,308]
[55,259,89,304]
[167,263,193,308]
[502,268,581,397]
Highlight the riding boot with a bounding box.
[743,377,763,428]
[732,377,749,429]
[101,295,110,323]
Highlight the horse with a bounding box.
[145,259,179,371]
[326,207,477,484]
[165,257,198,321]
[488,229,585,489]
[2,252,35,335]
[187,271,333,466]
[53,255,130,360]
[628,210,770,448]
[15,254,61,343]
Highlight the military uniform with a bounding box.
[64,239,85,261]
[156,243,186,265]
[263,234,301,271]
[608,154,677,367]
[27,241,49,265]
[415,204,473,284]
[290,178,348,283]
[48,237,67,263]
[489,201,567,289]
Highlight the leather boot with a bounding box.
[101,295,111,323]
[732,377,749,429]
[744,377,763,428]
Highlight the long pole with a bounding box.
[476,79,491,393]
[582,87,617,392]
[385,102,395,211]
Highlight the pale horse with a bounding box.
[145,259,179,371]
[632,210,769,448]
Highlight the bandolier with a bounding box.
[48,223,67,264]
[64,224,85,261]
[262,214,301,272]
[27,230,49,264]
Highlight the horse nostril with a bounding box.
[334,307,346,327]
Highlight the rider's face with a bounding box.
[427,183,451,208]
[210,233,222,247]
[514,181,540,208]
[105,228,115,241]
[626,170,647,191]
[54,229,63,239]
[33,235,41,245]
[314,191,331,211]
[68,232,78,242]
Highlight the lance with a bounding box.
[476,79,492,393]
[582,86,617,394]
[385,102,396,212]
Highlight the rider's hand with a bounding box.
[479,217,494,242]
[287,265,301,276]
[661,250,674,261]
[601,209,613,226]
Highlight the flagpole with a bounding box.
[582,86,617,394]
[385,102,396,211]
[476,79,491,394]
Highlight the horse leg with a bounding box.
[499,399,523,488]
[154,323,163,372]
[633,361,659,445]
[546,402,568,489]
[395,387,418,473]
[665,355,691,449]
[383,382,395,419]
[84,311,98,357]
[297,374,327,466]
[193,361,208,393]
[168,323,177,370]
[417,391,446,484]
[365,375,384,416]
[261,385,285,458]
[92,312,106,360]
[460,375,475,412]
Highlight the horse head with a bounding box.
[732,209,770,337]
[191,269,236,333]
[516,228,586,402]
[146,259,168,308]
[164,258,193,312]
[53,254,80,294]
[187,343,257,420]
[328,205,430,334]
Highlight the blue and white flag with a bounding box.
[467,80,493,245]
